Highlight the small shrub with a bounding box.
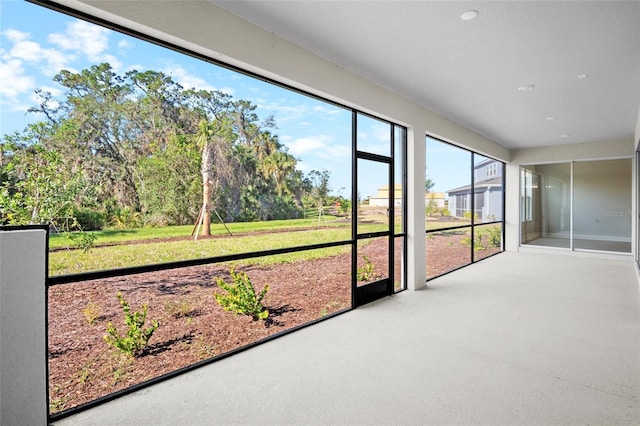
[461,232,486,251]
[462,211,479,221]
[195,336,216,359]
[319,301,344,317]
[214,269,269,320]
[70,231,97,253]
[357,255,375,282]
[72,208,107,231]
[164,298,192,318]
[487,225,502,247]
[82,301,101,325]
[104,292,159,357]
[110,207,142,229]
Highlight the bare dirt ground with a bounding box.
[48,232,499,414]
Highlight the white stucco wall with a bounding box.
[0,229,47,426]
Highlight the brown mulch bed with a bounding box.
[48,237,391,414]
[48,232,499,415]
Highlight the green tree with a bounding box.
[425,177,435,193]
[0,141,86,226]
[5,63,304,230]
[137,134,201,225]
[306,170,331,220]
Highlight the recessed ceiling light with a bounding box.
[577,73,589,80]
[517,84,535,92]
[560,134,571,138]
[546,116,556,120]
[461,10,479,21]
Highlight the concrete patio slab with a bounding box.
[54,252,640,425]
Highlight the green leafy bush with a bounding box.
[72,208,107,231]
[110,207,142,229]
[463,211,479,221]
[461,232,486,251]
[487,225,502,247]
[357,255,375,282]
[214,269,269,320]
[104,292,159,357]
[70,231,97,253]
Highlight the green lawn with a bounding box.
[49,216,349,250]
[49,222,356,276]
[48,213,407,276]
[426,219,471,231]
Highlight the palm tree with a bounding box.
[194,119,215,236]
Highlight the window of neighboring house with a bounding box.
[486,162,498,177]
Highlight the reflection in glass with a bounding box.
[521,163,571,249]
[426,227,472,279]
[573,159,631,252]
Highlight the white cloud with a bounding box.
[372,122,391,141]
[312,104,342,115]
[287,134,331,156]
[48,20,121,70]
[0,58,35,98]
[163,64,217,92]
[117,39,133,50]
[4,29,29,43]
[29,86,62,111]
[3,28,70,76]
[49,20,106,59]
[259,102,309,123]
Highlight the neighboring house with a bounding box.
[425,192,447,209]
[447,159,503,221]
[368,185,446,208]
[367,185,403,207]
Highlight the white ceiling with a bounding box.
[211,1,640,150]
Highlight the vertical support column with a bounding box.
[407,126,426,290]
[0,228,48,425]
[504,163,521,252]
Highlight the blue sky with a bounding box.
[1,1,474,198]
[0,1,392,197]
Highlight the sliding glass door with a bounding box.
[520,163,571,248]
[520,159,631,253]
[573,160,632,252]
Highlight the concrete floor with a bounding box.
[55,252,640,425]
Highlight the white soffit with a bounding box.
[211,1,640,150]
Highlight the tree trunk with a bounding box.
[200,140,214,236]
[201,179,212,236]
